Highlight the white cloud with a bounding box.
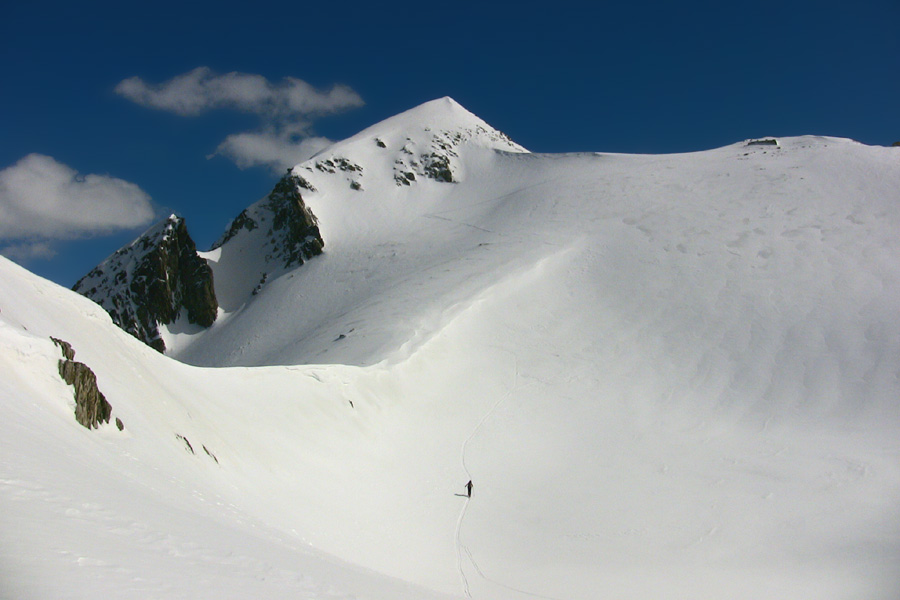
[280,78,364,116]
[117,68,364,172]
[214,130,334,172]
[115,67,364,118]
[0,154,155,241]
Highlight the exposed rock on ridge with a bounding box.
[212,173,324,270]
[74,174,325,351]
[73,215,218,352]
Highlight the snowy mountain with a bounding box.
[72,175,325,353]
[3,98,900,599]
[74,97,519,355]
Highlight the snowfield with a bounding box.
[2,98,900,599]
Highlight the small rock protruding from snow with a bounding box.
[51,336,113,430]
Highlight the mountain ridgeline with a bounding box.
[72,98,522,355]
[73,173,325,352]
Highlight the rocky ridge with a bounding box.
[211,173,324,269]
[73,215,217,352]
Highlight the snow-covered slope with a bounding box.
[4,98,900,599]
[0,256,456,600]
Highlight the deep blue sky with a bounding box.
[2,0,898,286]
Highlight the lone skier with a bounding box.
[465,480,473,498]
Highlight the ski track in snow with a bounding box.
[456,355,516,598]
[455,357,564,600]
[455,496,472,598]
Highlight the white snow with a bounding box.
[2,100,900,599]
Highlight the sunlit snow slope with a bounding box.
[3,98,900,599]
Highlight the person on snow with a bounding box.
[466,480,473,498]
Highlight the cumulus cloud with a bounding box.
[116,67,363,172]
[0,154,155,242]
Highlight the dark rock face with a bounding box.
[51,337,113,430]
[73,215,218,353]
[213,173,325,270]
[75,176,325,350]
[264,175,325,267]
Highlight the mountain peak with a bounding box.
[343,96,527,155]
[284,97,527,210]
[386,96,479,127]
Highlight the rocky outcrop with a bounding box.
[264,175,325,267]
[51,337,113,430]
[388,126,510,187]
[73,215,218,352]
[74,175,325,350]
[212,173,325,270]
[421,152,454,183]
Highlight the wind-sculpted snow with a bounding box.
[3,99,900,599]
